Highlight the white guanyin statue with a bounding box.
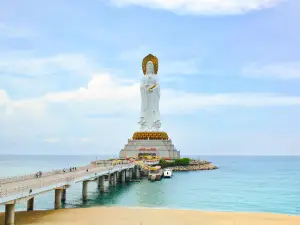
[139,54,161,131]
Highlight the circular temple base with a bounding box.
[132,132,169,140]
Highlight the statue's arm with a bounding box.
[149,84,157,90]
[149,78,159,90]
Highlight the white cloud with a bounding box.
[42,138,60,143]
[43,73,140,116]
[0,22,37,39]
[45,74,139,103]
[242,62,300,80]
[0,53,97,77]
[0,90,9,105]
[2,73,300,122]
[162,91,300,114]
[110,0,283,15]
[41,74,300,116]
[78,138,92,143]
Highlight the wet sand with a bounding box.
[0,207,300,225]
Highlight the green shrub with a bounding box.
[158,158,190,168]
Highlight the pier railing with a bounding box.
[0,175,76,198]
[0,164,96,185]
[143,160,159,165]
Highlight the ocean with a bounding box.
[0,155,299,215]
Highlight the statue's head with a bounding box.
[146,61,154,74]
[142,54,158,75]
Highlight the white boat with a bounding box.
[163,168,173,178]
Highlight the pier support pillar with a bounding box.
[27,197,34,211]
[97,176,101,188]
[98,176,105,192]
[121,170,126,183]
[82,181,88,201]
[110,173,114,186]
[117,172,120,182]
[61,189,66,202]
[129,169,132,182]
[107,174,111,186]
[113,172,117,186]
[54,189,63,209]
[135,166,140,179]
[5,203,15,225]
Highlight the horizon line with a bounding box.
[0,153,299,156]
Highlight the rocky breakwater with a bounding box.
[170,160,218,172]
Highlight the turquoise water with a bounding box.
[0,155,300,215]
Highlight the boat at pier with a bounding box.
[163,168,173,178]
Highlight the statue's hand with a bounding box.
[148,88,153,92]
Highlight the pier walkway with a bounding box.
[0,160,140,225]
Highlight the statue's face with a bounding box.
[146,61,154,74]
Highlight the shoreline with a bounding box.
[0,205,298,216]
[1,206,299,225]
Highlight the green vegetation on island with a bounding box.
[158,158,218,171]
[158,158,190,168]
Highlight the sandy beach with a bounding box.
[0,207,299,225]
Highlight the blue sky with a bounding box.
[0,0,300,155]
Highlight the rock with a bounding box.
[164,160,218,172]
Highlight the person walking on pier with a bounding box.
[36,171,42,178]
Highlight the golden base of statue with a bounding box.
[132,131,169,140]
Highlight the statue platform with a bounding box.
[132,131,169,140]
[119,132,180,159]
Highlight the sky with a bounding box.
[0,0,300,155]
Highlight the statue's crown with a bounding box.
[142,54,159,75]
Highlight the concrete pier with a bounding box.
[54,189,62,209]
[5,203,15,225]
[61,189,66,202]
[122,170,126,183]
[27,197,34,211]
[0,162,136,222]
[82,181,88,201]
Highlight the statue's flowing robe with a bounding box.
[140,74,160,131]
